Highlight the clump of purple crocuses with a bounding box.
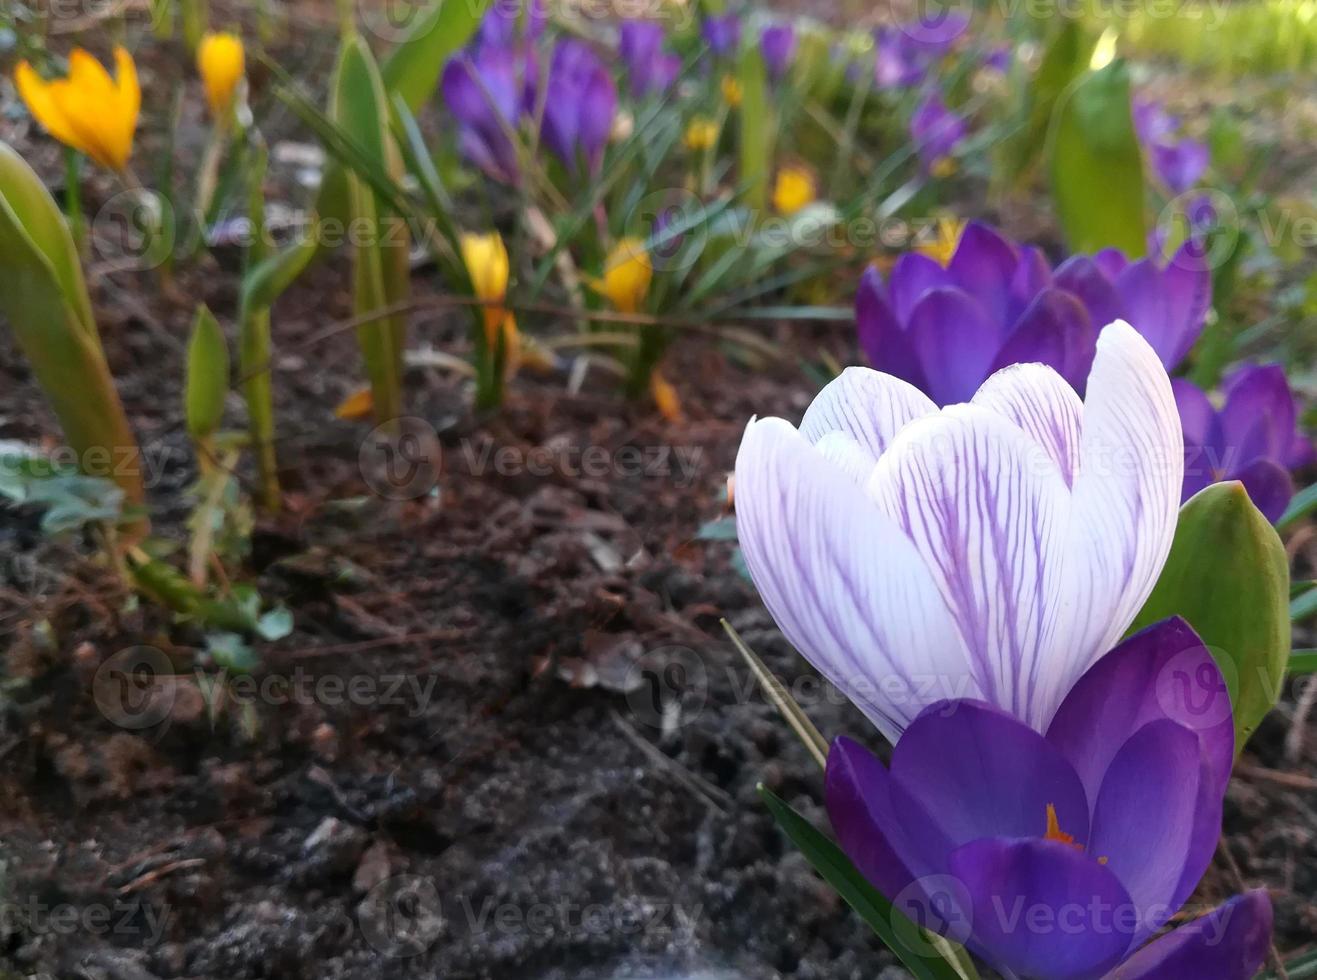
[855,222,1210,405]
[874,16,967,89]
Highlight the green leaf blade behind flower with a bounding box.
[1047,59,1147,257]
[736,46,773,217]
[758,786,975,980]
[381,0,492,114]
[1131,481,1290,752]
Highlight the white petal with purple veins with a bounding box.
[800,367,937,461]
[972,363,1084,488]
[864,406,1071,725]
[735,418,977,741]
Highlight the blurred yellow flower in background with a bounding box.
[593,238,653,314]
[197,32,245,119]
[772,165,816,216]
[684,117,719,151]
[460,231,520,363]
[915,216,966,267]
[721,74,743,107]
[15,46,140,171]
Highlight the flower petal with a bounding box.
[799,364,937,461]
[1115,257,1208,371]
[825,736,943,899]
[992,286,1096,393]
[1054,255,1125,339]
[1172,379,1224,500]
[1057,321,1183,716]
[889,251,954,322]
[947,222,1019,324]
[865,405,1071,725]
[949,837,1134,980]
[1087,719,1218,944]
[1220,364,1296,465]
[906,287,1001,405]
[15,62,81,150]
[891,701,1091,850]
[1107,890,1273,980]
[972,362,1083,488]
[734,418,974,740]
[1046,617,1233,806]
[1235,458,1294,524]
[855,266,926,389]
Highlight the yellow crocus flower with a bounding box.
[720,74,742,107]
[772,165,816,217]
[684,117,719,152]
[915,217,966,268]
[593,238,653,314]
[460,231,520,363]
[15,46,140,172]
[197,32,245,119]
[650,371,684,423]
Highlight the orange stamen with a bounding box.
[1044,804,1080,849]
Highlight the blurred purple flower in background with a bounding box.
[873,18,965,89]
[540,39,617,175]
[442,44,532,183]
[760,23,796,79]
[983,44,1011,74]
[910,90,966,174]
[477,0,546,48]
[702,13,741,57]
[1175,364,1314,521]
[856,223,1213,405]
[1134,96,1210,194]
[619,21,681,98]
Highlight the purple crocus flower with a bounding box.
[910,90,966,174]
[1175,364,1314,521]
[736,322,1184,737]
[983,44,1011,74]
[540,39,617,176]
[827,621,1273,980]
[874,18,965,89]
[857,222,1211,405]
[702,13,741,57]
[1134,96,1209,194]
[441,43,530,183]
[619,20,681,99]
[760,23,796,79]
[477,0,546,48]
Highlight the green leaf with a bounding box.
[758,786,973,980]
[0,141,147,536]
[736,46,773,216]
[1292,587,1317,624]
[241,229,319,313]
[1130,482,1290,752]
[329,33,410,424]
[1047,59,1147,256]
[381,0,492,114]
[1290,650,1317,676]
[1278,481,1317,529]
[185,305,230,440]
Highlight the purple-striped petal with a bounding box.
[799,364,937,461]
[1106,890,1273,980]
[1046,617,1233,806]
[906,287,1001,405]
[1057,322,1183,716]
[891,702,1091,850]
[865,405,1070,724]
[972,363,1083,488]
[949,837,1134,980]
[855,265,926,389]
[734,418,974,741]
[1087,720,1219,944]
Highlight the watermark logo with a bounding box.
[358,417,444,501]
[92,646,175,730]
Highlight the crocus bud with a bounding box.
[198,32,245,120]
